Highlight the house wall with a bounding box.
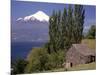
[65,46,89,68]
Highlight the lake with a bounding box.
[11,42,46,61]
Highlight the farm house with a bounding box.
[65,44,96,68]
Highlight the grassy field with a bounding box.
[82,39,96,50]
[67,62,96,71]
[43,62,96,72]
[45,62,96,72]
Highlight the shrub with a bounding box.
[25,48,48,73]
[25,47,65,73]
[46,50,65,70]
[86,25,96,39]
[11,59,28,74]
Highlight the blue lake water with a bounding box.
[11,42,46,60]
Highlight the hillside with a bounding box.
[67,62,96,71]
[82,39,96,50]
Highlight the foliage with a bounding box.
[61,8,68,49]
[25,48,48,73]
[25,48,65,73]
[49,10,60,53]
[46,50,65,70]
[86,25,96,39]
[11,59,28,74]
[66,5,73,48]
[48,5,85,53]
[73,5,85,43]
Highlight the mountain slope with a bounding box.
[16,11,49,22]
[12,11,49,42]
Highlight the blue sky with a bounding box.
[11,1,96,27]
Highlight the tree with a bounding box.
[67,5,73,48]
[56,10,62,50]
[48,5,85,53]
[49,10,55,53]
[11,59,27,74]
[86,25,96,39]
[73,5,85,43]
[49,10,59,53]
[61,8,68,49]
[25,48,48,73]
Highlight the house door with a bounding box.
[70,63,73,67]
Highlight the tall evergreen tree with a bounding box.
[49,10,58,53]
[61,8,68,49]
[56,10,61,50]
[49,10,54,53]
[67,5,73,47]
[48,5,85,53]
[73,5,85,43]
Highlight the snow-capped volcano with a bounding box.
[13,11,49,42]
[16,11,49,22]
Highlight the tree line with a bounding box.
[47,5,85,53]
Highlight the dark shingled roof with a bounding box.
[72,44,96,56]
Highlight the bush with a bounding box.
[11,59,28,74]
[86,25,96,39]
[46,50,65,70]
[25,48,65,73]
[25,48,48,73]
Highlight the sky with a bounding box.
[11,0,96,42]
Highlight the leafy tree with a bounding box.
[44,42,51,54]
[49,10,55,53]
[45,50,65,69]
[86,25,96,39]
[25,48,48,73]
[49,10,59,53]
[66,5,73,48]
[73,5,85,43]
[61,8,68,49]
[11,59,27,74]
[56,10,62,50]
[48,5,85,52]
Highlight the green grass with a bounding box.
[43,62,96,72]
[67,62,96,71]
[82,39,96,50]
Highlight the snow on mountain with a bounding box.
[16,17,23,21]
[16,11,49,22]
